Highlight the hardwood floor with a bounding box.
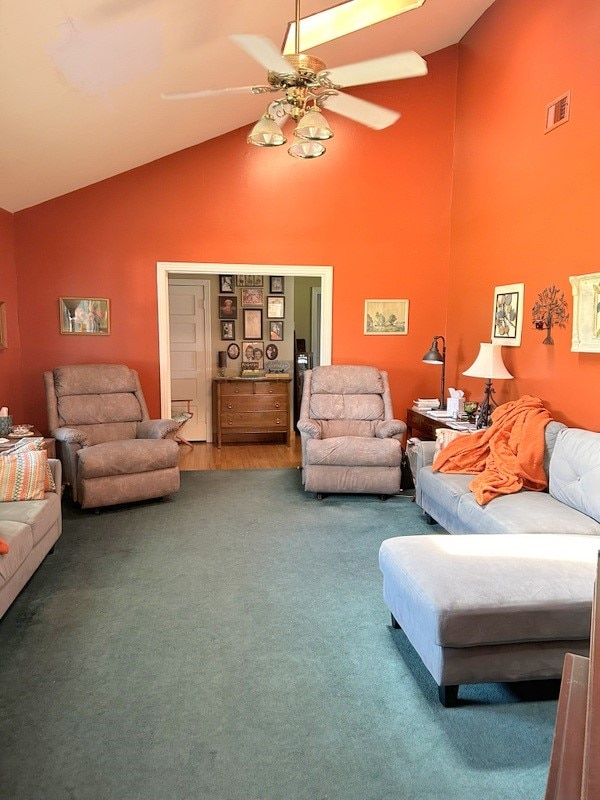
[177,433,302,471]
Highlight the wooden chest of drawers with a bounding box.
[213,378,291,447]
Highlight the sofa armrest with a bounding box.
[416,440,437,471]
[375,419,407,440]
[47,458,62,493]
[297,419,322,439]
[137,419,179,440]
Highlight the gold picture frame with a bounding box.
[59,297,110,335]
[364,299,409,335]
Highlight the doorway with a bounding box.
[157,262,333,442]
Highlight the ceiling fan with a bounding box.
[163,1,428,159]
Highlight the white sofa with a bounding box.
[0,459,62,619]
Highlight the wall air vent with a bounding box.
[545,91,570,133]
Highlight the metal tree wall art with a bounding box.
[531,284,569,345]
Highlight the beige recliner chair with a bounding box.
[297,365,406,498]
[44,364,180,509]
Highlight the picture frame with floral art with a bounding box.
[59,297,110,335]
[241,288,264,307]
[364,299,408,335]
[491,283,524,346]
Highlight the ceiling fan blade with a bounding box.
[229,34,297,75]
[162,86,258,101]
[322,92,400,130]
[325,51,427,88]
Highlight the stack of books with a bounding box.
[412,398,440,411]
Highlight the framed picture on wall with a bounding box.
[219,295,238,319]
[491,283,524,346]
[219,275,235,293]
[241,287,264,307]
[227,342,240,360]
[364,299,408,335]
[267,296,285,319]
[220,321,235,340]
[269,276,285,294]
[59,297,110,335]
[569,271,600,352]
[242,341,264,368]
[243,308,262,340]
[269,320,284,341]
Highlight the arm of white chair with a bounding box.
[416,440,437,470]
[137,419,179,440]
[296,418,322,439]
[375,419,407,440]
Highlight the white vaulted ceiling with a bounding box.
[0,0,495,212]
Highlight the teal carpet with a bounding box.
[0,469,556,800]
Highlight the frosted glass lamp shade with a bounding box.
[247,115,286,147]
[288,139,326,159]
[295,110,334,141]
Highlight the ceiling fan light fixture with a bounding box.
[288,138,326,159]
[247,114,286,147]
[294,109,334,141]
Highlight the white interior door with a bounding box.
[311,286,322,367]
[169,280,209,441]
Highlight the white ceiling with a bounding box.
[0,0,495,212]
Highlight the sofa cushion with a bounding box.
[418,467,472,520]
[0,494,62,546]
[319,420,378,439]
[77,438,179,479]
[0,450,48,502]
[379,533,600,648]
[309,394,384,422]
[0,521,33,582]
[549,428,600,524]
[1,437,55,491]
[306,436,401,468]
[310,365,385,395]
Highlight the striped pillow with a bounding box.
[0,449,48,501]
[0,437,55,492]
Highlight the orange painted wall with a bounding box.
[0,208,24,422]
[14,46,458,432]
[447,0,600,430]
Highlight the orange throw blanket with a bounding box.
[432,395,553,505]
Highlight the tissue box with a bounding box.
[0,416,12,436]
[447,398,464,416]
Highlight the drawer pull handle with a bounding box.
[227,403,233,409]
[275,418,281,425]
[268,389,273,393]
[274,402,280,409]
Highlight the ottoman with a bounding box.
[378,534,600,705]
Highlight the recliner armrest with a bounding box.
[52,426,90,446]
[375,419,407,440]
[297,418,322,439]
[137,419,179,440]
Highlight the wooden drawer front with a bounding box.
[254,382,288,396]
[221,395,287,413]
[221,411,288,431]
[219,381,255,396]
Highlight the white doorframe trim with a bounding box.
[157,262,333,428]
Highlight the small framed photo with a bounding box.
[364,299,408,335]
[236,275,246,287]
[269,320,284,341]
[241,287,264,307]
[219,295,238,319]
[243,308,262,340]
[220,321,235,340]
[59,297,110,335]
[270,276,285,294]
[227,342,240,360]
[265,343,279,361]
[267,296,285,319]
[491,283,524,346]
[219,275,235,293]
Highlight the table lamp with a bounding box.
[422,336,446,409]
[462,343,513,428]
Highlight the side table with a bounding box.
[406,408,453,441]
[0,431,56,459]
